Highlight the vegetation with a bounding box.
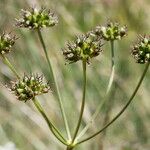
[0,0,149,150]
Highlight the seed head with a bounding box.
[9,74,50,102]
[95,21,127,41]
[16,7,58,29]
[0,32,17,54]
[62,32,102,64]
[131,35,150,64]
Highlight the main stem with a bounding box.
[66,147,74,150]
[72,60,87,143]
[99,41,116,149]
[32,98,68,145]
[77,62,149,145]
[37,29,71,140]
[76,41,115,140]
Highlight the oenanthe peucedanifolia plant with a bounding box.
[0,6,149,150]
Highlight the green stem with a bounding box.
[0,54,67,145]
[37,29,71,140]
[32,98,68,146]
[0,54,20,79]
[77,62,149,145]
[98,41,116,149]
[106,41,115,93]
[72,60,87,143]
[76,41,115,140]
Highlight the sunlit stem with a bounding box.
[37,29,71,140]
[106,41,115,93]
[72,60,87,143]
[76,62,149,145]
[32,98,68,146]
[76,41,115,140]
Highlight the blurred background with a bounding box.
[0,0,150,150]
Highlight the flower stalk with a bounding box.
[0,54,20,79]
[76,61,149,145]
[72,60,87,143]
[76,40,115,140]
[76,22,128,140]
[37,29,71,140]
[32,98,68,145]
[106,40,115,93]
[1,54,67,145]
